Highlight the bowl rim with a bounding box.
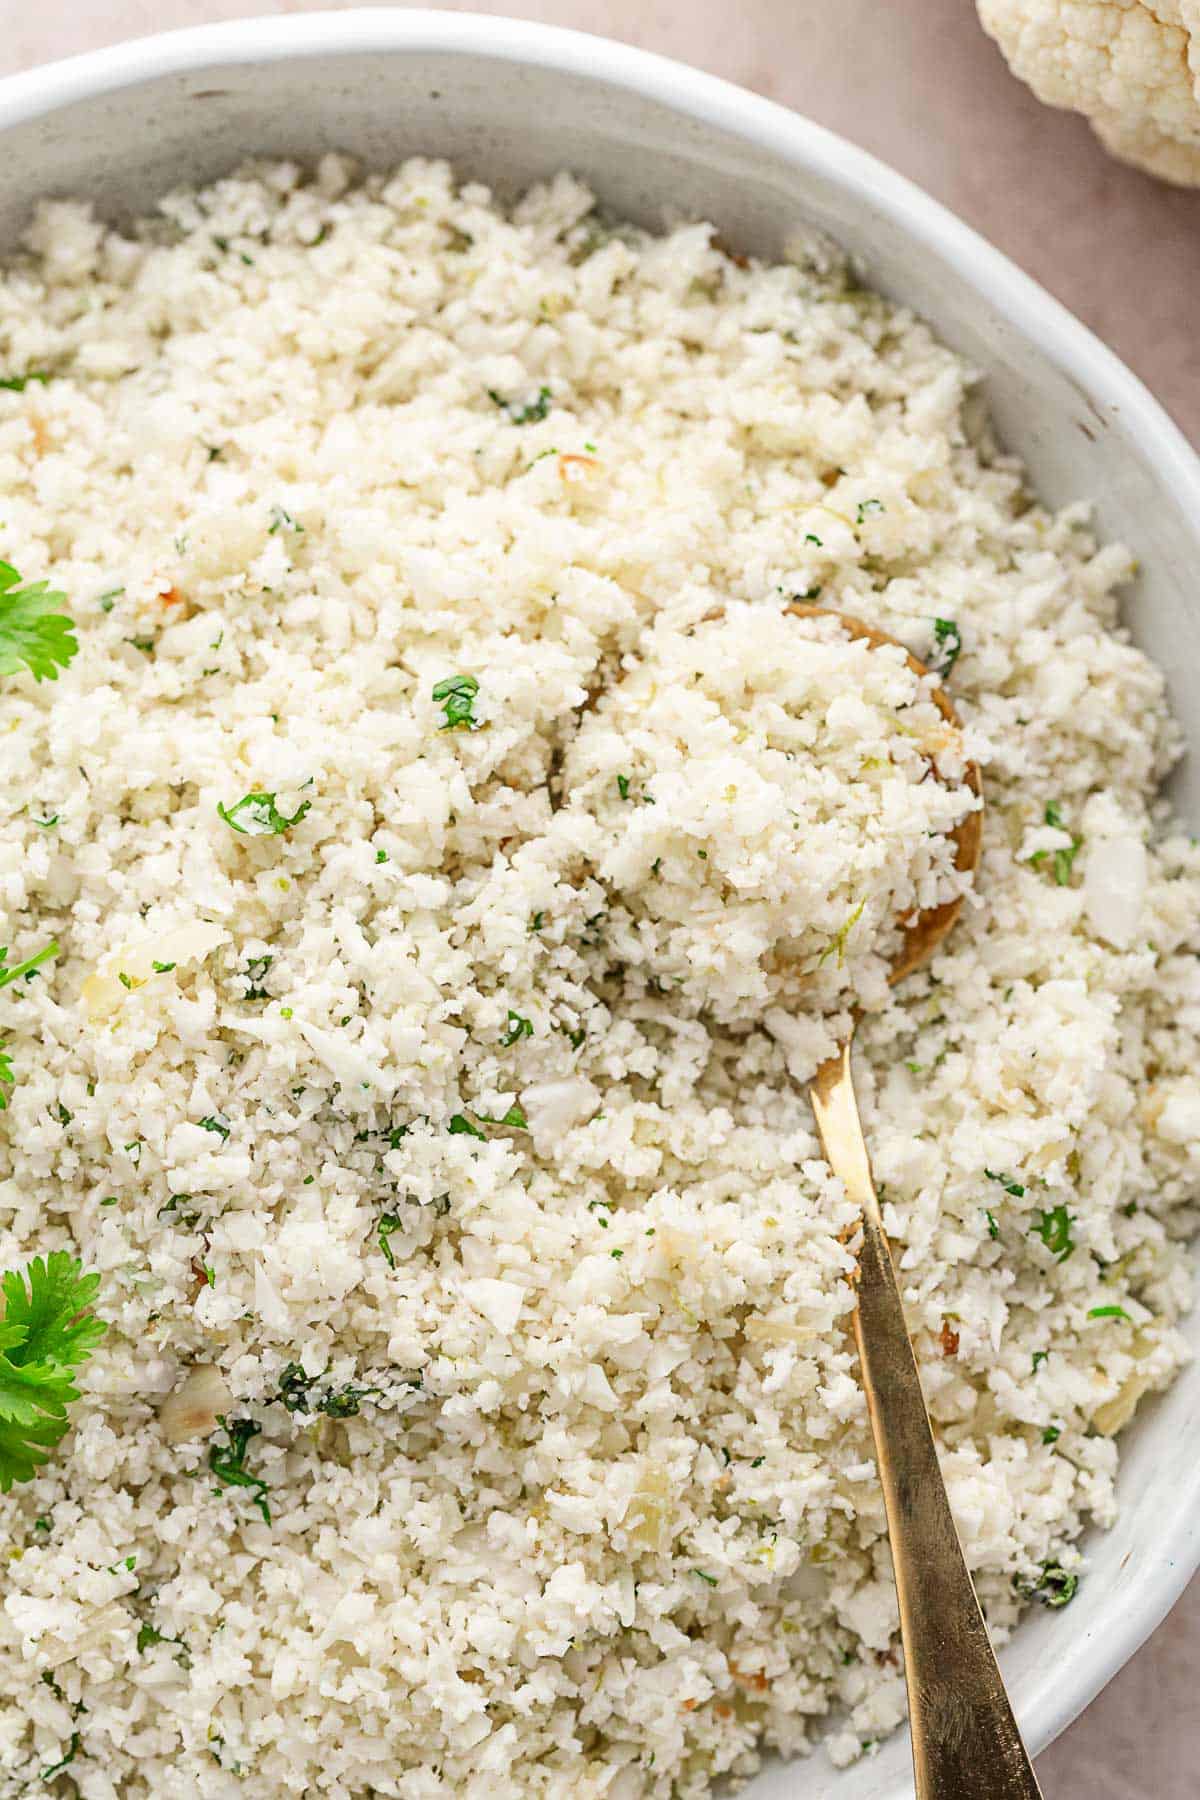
[1,4,1197,1782]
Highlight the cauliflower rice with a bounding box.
[0,156,1198,1799]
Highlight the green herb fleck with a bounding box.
[501,1010,534,1047]
[41,1732,81,1780]
[984,1168,1025,1197]
[1033,1205,1075,1261]
[432,673,480,732]
[1030,802,1082,886]
[218,791,310,837]
[1088,1304,1131,1322]
[151,960,176,975]
[932,617,962,675]
[1017,1563,1078,1608]
[488,384,552,424]
[208,1416,270,1524]
[693,1569,719,1587]
[378,1213,402,1268]
[267,504,303,535]
[617,774,631,801]
[855,498,884,524]
[199,1115,230,1142]
[0,940,58,990]
[984,1210,999,1241]
[448,1112,487,1141]
[1042,1426,1061,1445]
[0,370,49,392]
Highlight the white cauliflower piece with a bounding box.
[978,0,1200,185]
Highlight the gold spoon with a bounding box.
[791,604,1042,1799]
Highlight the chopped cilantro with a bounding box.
[855,498,884,524]
[985,1168,1025,1197]
[1031,1349,1049,1372]
[0,370,49,392]
[984,1210,999,1240]
[1033,1205,1075,1261]
[501,1009,534,1047]
[375,848,388,863]
[218,792,311,837]
[488,384,552,424]
[41,1733,81,1780]
[530,911,545,933]
[277,1361,374,1418]
[1030,802,1082,886]
[208,1416,270,1523]
[242,954,273,1000]
[432,673,480,732]
[932,617,962,675]
[198,1115,230,1142]
[267,504,303,535]
[151,960,176,974]
[693,1569,719,1587]
[0,939,58,989]
[1017,1563,1078,1608]
[117,972,133,990]
[1088,1304,1131,1322]
[1042,1426,1061,1445]
[378,1213,403,1268]
[448,1112,487,1141]
[0,1043,12,1111]
[617,774,631,800]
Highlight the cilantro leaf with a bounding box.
[0,939,59,989]
[932,618,962,675]
[488,384,552,424]
[501,1009,534,1047]
[985,1168,1025,1197]
[378,1213,403,1268]
[0,561,78,682]
[1016,1562,1078,1608]
[0,1042,12,1109]
[1032,1205,1075,1262]
[1029,802,1082,886]
[448,1112,487,1141]
[432,674,480,732]
[208,1416,270,1523]
[0,1254,106,1492]
[217,792,310,837]
[0,370,49,392]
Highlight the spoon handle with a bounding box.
[810,1040,1044,1800]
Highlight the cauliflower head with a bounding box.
[978,0,1200,185]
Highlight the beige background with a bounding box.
[2,1,1198,1794]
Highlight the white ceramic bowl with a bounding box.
[1,12,1197,1795]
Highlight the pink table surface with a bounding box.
[2,2,1197,1795]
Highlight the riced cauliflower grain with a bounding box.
[0,156,1196,1800]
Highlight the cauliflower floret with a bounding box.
[978,0,1200,186]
